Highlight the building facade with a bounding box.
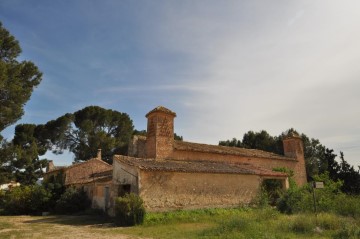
[111,106,307,212]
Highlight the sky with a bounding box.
[0,0,359,167]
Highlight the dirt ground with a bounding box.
[0,215,146,239]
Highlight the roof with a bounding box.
[44,158,113,185]
[174,140,295,161]
[46,157,111,174]
[114,155,287,177]
[146,106,177,117]
[69,169,113,185]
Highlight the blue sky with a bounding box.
[0,0,359,167]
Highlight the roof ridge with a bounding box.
[174,140,291,160]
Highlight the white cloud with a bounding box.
[145,1,360,166]
[2,0,359,166]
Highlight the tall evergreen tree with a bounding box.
[49,106,134,163]
[0,22,42,133]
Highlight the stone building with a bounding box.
[44,150,113,211]
[111,106,307,212]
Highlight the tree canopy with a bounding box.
[47,106,134,163]
[0,22,42,133]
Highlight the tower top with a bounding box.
[146,106,176,118]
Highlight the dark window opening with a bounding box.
[262,179,284,206]
[118,184,131,197]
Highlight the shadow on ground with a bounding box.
[23,215,116,228]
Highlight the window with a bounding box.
[118,184,131,196]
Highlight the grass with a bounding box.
[117,207,360,239]
[0,207,359,238]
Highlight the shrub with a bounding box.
[114,193,145,226]
[1,185,51,215]
[287,214,314,233]
[55,187,91,214]
[333,194,360,219]
[276,172,350,215]
[333,224,360,239]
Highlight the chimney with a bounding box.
[46,160,55,172]
[97,149,102,160]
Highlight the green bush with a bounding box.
[276,172,353,215]
[1,185,51,215]
[333,194,360,219]
[114,193,145,226]
[333,224,360,239]
[55,187,91,214]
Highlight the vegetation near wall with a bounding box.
[0,185,51,215]
[55,187,91,214]
[276,173,360,219]
[0,185,90,215]
[220,129,360,195]
[114,193,146,226]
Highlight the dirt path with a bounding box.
[0,215,146,239]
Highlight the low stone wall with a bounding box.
[139,170,260,211]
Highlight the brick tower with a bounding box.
[145,106,176,159]
[283,132,307,186]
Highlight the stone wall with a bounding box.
[112,159,140,195]
[139,170,261,211]
[168,149,305,184]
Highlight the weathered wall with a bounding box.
[90,181,112,211]
[146,110,175,159]
[112,159,139,195]
[139,170,261,211]
[283,137,307,185]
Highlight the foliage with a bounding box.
[114,193,145,226]
[123,207,359,239]
[0,139,14,184]
[333,224,360,239]
[1,185,51,215]
[0,21,42,132]
[0,208,359,239]
[260,179,284,206]
[10,124,48,185]
[276,173,360,219]
[219,130,283,154]
[42,172,66,210]
[55,187,91,214]
[46,106,134,163]
[219,128,360,195]
[1,123,50,185]
[338,151,360,194]
[273,167,297,189]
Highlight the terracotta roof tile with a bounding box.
[69,169,113,185]
[146,106,177,117]
[174,140,294,161]
[114,155,287,177]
